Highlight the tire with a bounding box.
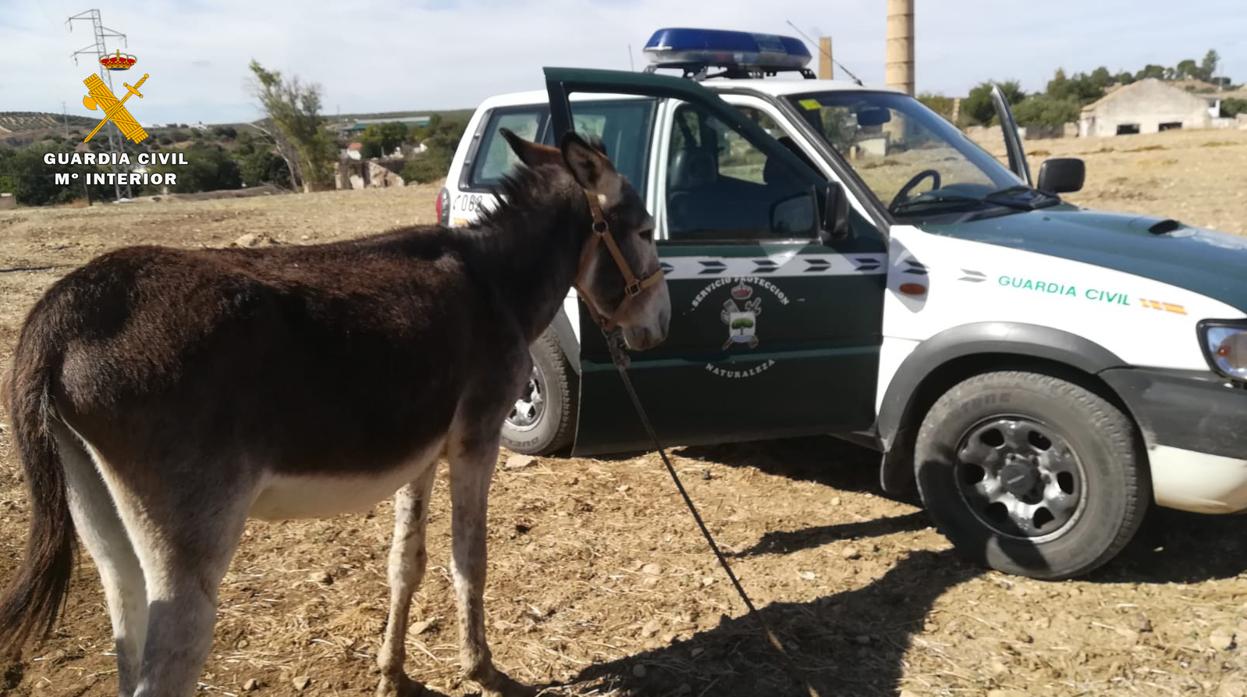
[914,371,1149,580]
[500,331,578,455]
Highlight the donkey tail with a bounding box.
[0,306,75,653]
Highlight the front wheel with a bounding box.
[500,332,578,455]
[914,371,1149,580]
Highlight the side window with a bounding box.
[543,99,657,192]
[468,108,547,188]
[665,103,819,242]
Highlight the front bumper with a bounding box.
[1101,367,1247,514]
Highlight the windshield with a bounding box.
[784,91,1040,218]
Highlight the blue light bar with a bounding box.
[643,27,812,73]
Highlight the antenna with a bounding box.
[627,44,635,72]
[785,20,864,86]
[67,9,132,200]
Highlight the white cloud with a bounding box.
[1,0,1243,123]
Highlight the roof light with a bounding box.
[643,27,814,79]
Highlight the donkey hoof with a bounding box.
[376,672,426,697]
[478,671,537,697]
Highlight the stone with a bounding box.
[1211,628,1237,651]
[292,675,311,691]
[242,679,259,691]
[411,617,439,635]
[504,454,536,470]
[841,546,862,561]
[1135,614,1154,633]
[234,233,260,247]
[311,570,333,585]
[641,563,661,576]
[798,571,816,582]
[640,618,662,638]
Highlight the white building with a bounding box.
[1079,79,1216,137]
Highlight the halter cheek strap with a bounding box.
[574,190,665,332]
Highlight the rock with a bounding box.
[841,546,862,561]
[311,570,333,585]
[234,233,260,247]
[640,618,661,638]
[631,663,648,678]
[1211,628,1237,651]
[292,675,311,691]
[830,496,842,506]
[1135,614,1154,633]
[504,454,536,470]
[798,571,816,582]
[242,678,259,691]
[411,616,439,635]
[700,576,715,587]
[641,563,661,576]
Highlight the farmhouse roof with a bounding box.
[1080,78,1214,113]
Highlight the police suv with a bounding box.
[442,28,1247,579]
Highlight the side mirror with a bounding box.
[819,182,851,243]
[1036,158,1086,194]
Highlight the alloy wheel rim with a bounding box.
[953,416,1087,541]
[506,366,546,430]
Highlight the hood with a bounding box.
[919,206,1247,314]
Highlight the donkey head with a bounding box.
[502,129,670,351]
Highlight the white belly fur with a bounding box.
[250,440,444,520]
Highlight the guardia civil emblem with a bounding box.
[720,281,762,350]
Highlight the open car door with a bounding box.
[545,67,886,455]
[991,83,1031,185]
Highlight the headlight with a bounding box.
[1199,320,1247,382]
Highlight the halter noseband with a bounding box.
[574,190,665,332]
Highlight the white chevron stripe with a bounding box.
[660,253,888,280]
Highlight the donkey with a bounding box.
[0,129,670,697]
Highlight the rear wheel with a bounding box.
[914,371,1149,579]
[500,332,577,455]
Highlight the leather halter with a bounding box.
[573,190,665,332]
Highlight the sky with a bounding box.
[1,0,1244,125]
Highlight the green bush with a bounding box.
[961,80,1024,126]
[402,148,452,184]
[1222,98,1247,118]
[159,144,242,193]
[240,148,291,188]
[1012,94,1081,129]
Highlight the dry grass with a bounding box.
[2,129,1247,697]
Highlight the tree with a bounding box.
[240,148,291,188]
[1175,58,1199,80]
[249,60,337,191]
[917,93,955,121]
[360,122,408,159]
[160,144,242,193]
[1200,49,1220,82]
[1136,64,1166,81]
[1012,94,1081,129]
[1222,98,1247,118]
[962,80,1023,126]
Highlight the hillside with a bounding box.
[0,111,98,134]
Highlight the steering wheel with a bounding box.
[888,169,942,212]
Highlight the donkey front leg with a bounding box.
[376,463,439,697]
[448,436,534,697]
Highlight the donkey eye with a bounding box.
[638,228,654,242]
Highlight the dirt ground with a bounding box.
[2,128,1247,697]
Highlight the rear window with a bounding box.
[466,99,656,192]
[468,108,548,189]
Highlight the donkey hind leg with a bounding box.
[376,461,439,697]
[52,423,149,697]
[120,479,251,697]
[448,436,534,697]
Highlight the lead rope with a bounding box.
[602,329,823,697]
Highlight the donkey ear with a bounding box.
[560,131,623,204]
[500,128,564,169]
